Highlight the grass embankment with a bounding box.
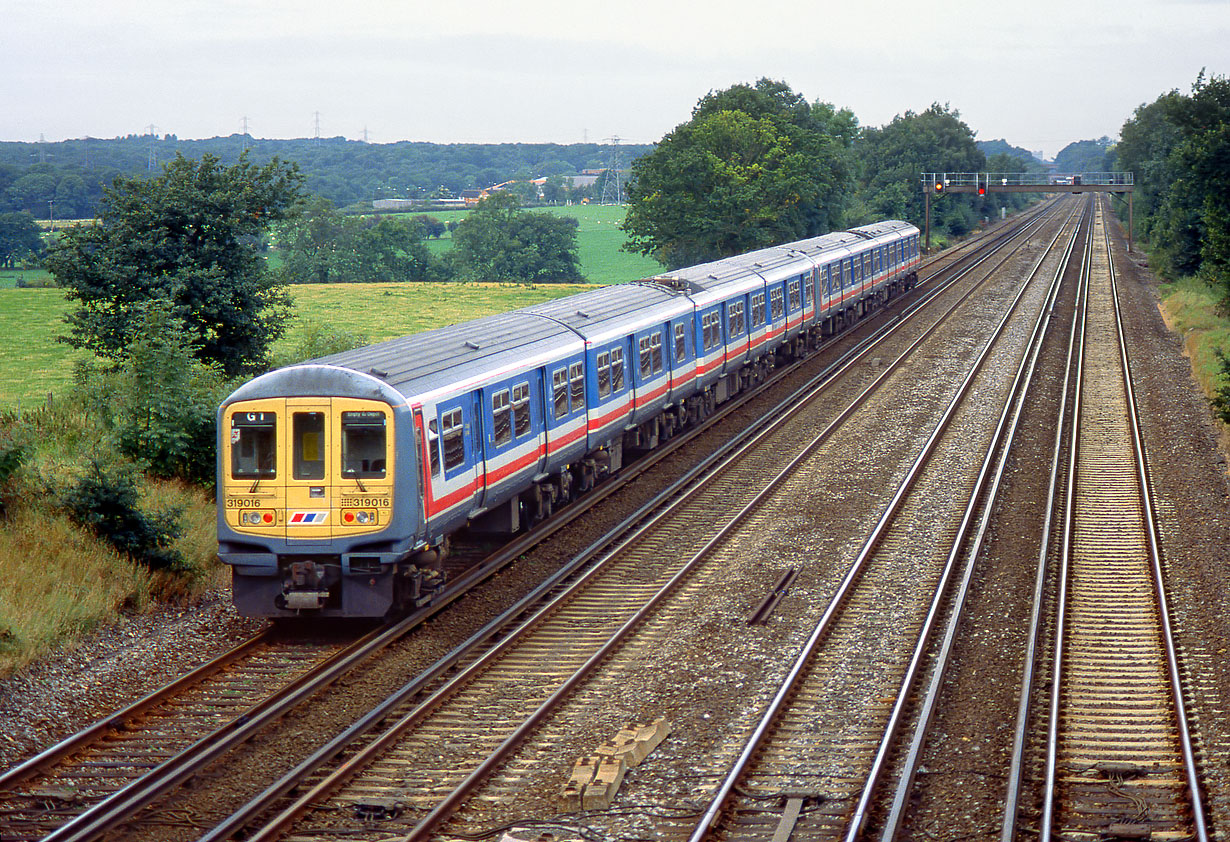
[0,406,221,675]
[1157,274,1230,409]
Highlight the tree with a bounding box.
[1116,73,1230,283]
[541,175,570,205]
[46,152,303,376]
[277,197,364,284]
[278,200,440,283]
[0,212,43,268]
[1053,137,1114,173]
[451,191,583,283]
[74,301,226,484]
[623,79,855,269]
[853,103,985,236]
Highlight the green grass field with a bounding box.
[0,284,598,409]
[276,282,592,351]
[0,205,659,409]
[417,203,662,284]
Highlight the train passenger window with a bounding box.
[552,368,569,420]
[596,351,611,398]
[701,312,719,351]
[751,292,765,328]
[428,418,440,476]
[341,411,387,479]
[788,281,800,312]
[293,412,326,480]
[770,288,784,321]
[650,332,663,374]
[804,275,812,306]
[569,362,585,410]
[611,347,625,392]
[729,301,745,337]
[492,389,511,447]
[442,408,465,471]
[639,336,652,378]
[512,383,531,437]
[674,324,686,362]
[231,412,276,479]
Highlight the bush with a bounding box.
[0,433,29,519]
[75,301,228,485]
[271,319,370,368]
[60,461,186,572]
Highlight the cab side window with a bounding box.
[341,411,387,478]
[231,413,276,479]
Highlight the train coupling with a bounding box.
[283,560,331,610]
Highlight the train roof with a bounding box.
[521,282,693,344]
[309,309,581,402]
[847,220,917,242]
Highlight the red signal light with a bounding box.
[978,185,986,195]
[934,182,944,193]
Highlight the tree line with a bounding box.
[0,137,652,221]
[622,80,1047,269]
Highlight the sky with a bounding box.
[3,0,1227,160]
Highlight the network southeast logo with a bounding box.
[289,512,328,524]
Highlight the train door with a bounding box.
[425,396,481,523]
[285,398,334,543]
[470,392,488,512]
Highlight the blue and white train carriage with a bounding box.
[217,220,921,617]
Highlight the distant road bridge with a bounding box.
[921,172,1135,250]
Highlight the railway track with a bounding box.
[0,202,1057,842]
[183,204,1068,842]
[1002,199,1208,840]
[686,199,1085,842]
[0,624,376,842]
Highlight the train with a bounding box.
[217,220,922,617]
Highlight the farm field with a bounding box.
[0,283,594,409]
[0,204,653,409]
[416,203,663,284]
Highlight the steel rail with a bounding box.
[0,629,277,792]
[4,208,1053,842]
[1103,205,1209,840]
[998,203,1089,841]
[689,204,1070,842]
[222,202,1062,842]
[1040,200,1094,842]
[872,201,1084,842]
[402,203,1059,842]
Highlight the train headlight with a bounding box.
[342,510,378,526]
[240,510,274,526]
